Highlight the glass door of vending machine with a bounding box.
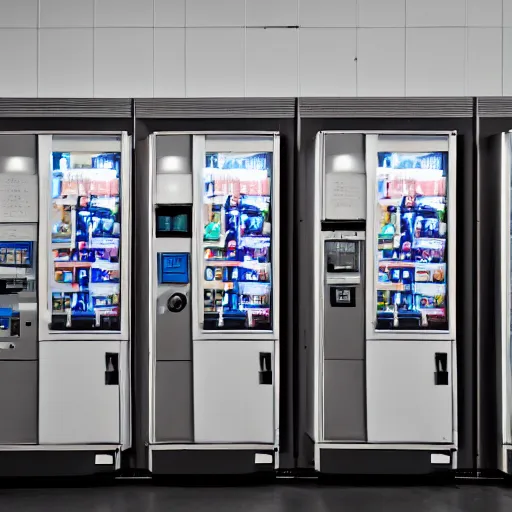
[39,136,130,339]
[193,136,278,339]
[192,134,279,446]
[365,134,456,445]
[366,135,456,340]
[38,133,131,449]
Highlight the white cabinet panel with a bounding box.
[358,0,405,28]
[299,0,357,27]
[186,0,244,26]
[246,0,298,26]
[0,29,37,97]
[186,28,244,97]
[467,0,502,27]
[94,0,153,27]
[357,28,405,96]
[299,28,356,96]
[154,28,185,97]
[406,0,465,27]
[39,29,94,97]
[406,28,465,96]
[39,0,94,28]
[193,340,275,443]
[94,28,153,97]
[367,340,453,443]
[467,28,502,96]
[246,28,298,97]
[39,341,120,444]
[155,0,185,27]
[0,0,37,28]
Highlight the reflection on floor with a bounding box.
[0,484,511,512]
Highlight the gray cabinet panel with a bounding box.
[155,361,193,442]
[323,284,364,360]
[324,360,366,441]
[0,134,37,174]
[0,361,37,444]
[156,286,191,361]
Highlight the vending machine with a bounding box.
[138,132,279,475]
[492,131,512,475]
[0,132,131,476]
[305,131,457,474]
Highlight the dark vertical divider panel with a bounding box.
[297,117,475,471]
[477,117,512,472]
[134,117,296,470]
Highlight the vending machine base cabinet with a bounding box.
[149,445,275,475]
[306,437,455,475]
[0,446,121,478]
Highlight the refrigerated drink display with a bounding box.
[375,152,448,330]
[49,151,121,331]
[202,152,272,330]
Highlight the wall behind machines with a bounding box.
[0,0,511,98]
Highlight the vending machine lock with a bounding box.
[167,293,187,313]
[434,352,449,386]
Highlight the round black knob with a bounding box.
[167,293,187,313]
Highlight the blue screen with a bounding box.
[158,253,190,284]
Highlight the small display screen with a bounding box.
[325,240,359,273]
[155,205,192,238]
[0,242,33,267]
[158,253,190,284]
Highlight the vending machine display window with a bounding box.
[375,152,448,330]
[201,152,272,330]
[49,151,122,331]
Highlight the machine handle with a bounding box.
[434,352,449,385]
[259,352,272,385]
[105,352,119,386]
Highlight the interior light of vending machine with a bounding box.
[375,151,448,331]
[202,151,272,331]
[50,151,122,331]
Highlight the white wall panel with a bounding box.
[0,29,37,96]
[154,29,185,97]
[40,0,94,28]
[406,0,466,27]
[95,0,153,27]
[357,28,405,96]
[467,28,502,96]
[186,0,244,26]
[39,29,94,97]
[94,28,153,97]
[467,0,502,27]
[186,28,244,97]
[246,28,298,97]
[505,0,512,26]
[246,0,298,26]
[0,0,37,28]
[299,28,356,96]
[358,0,405,28]
[504,28,512,95]
[299,0,357,27]
[406,28,465,96]
[154,0,185,27]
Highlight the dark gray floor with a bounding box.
[0,484,512,511]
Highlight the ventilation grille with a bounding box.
[478,98,512,117]
[135,98,295,118]
[299,97,474,118]
[0,99,132,118]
